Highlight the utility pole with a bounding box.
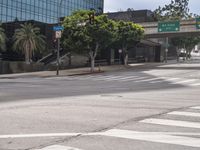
[56,0,63,76]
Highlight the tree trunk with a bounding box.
[122,46,128,66]
[91,57,95,72]
[89,43,99,73]
[124,54,128,66]
[25,46,30,64]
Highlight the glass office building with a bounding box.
[0,0,104,24]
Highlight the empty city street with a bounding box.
[0,60,200,150]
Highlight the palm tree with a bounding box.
[0,25,6,52]
[13,23,46,64]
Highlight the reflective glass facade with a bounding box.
[0,0,104,23]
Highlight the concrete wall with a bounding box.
[0,61,44,74]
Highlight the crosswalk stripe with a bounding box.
[168,111,200,117]
[121,76,148,81]
[90,76,120,81]
[191,106,200,110]
[99,129,200,148]
[135,77,161,82]
[164,78,180,81]
[140,118,200,128]
[171,79,197,84]
[35,145,82,150]
[189,83,200,86]
[46,75,200,86]
[149,80,163,83]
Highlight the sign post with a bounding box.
[53,26,64,75]
[196,18,200,29]
[158,21,180,32]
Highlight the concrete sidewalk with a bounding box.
[0,60,191,79]
[0,64,146,79]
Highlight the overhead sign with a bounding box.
[196,18,200,29]
[53,26,64,31]
[158,21,180,32]
[55,31,62,39]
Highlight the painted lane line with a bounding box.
[168,111,200,117]
[189,83,200,86]
[99,76,131,81]
[86,75,124,81]
[99,129,200,148]
[0,133,82,139]
[149,80,163,83]
[121,77,149,82]
[134,78,161,82]
[191,106,200,110]
[164,78,181,82]
[170,79,197,84]
[35,145,82,150]
[141,118,200,129]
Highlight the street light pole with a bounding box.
[56,0,63,76]
[165,37,169,63]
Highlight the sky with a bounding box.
[104,0,199,15]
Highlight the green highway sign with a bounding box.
[196,18,200,29]
[158,21,180,32]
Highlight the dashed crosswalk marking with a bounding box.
[140,118,200,129]
[168,111,200,117]
[46,74,200,87]
[191,106,200,110]
[35,145,82,150]
[171,79,197,84]
[189,83,200,86]
[99,129,200,148]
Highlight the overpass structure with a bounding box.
[139,19,200,38]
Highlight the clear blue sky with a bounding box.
[104,0,199,15]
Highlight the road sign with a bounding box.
[196,18,200,29]
[53,26,64,31]
[158,21,180,32]
[55,31,62,39]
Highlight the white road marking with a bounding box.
[121,76,148,81]
[164,78,180,81]
[149,80,163,83]
[99,129,200,148]
[0,133,82,139]
[141,118,200,128]
[168,111,200,117]
[189,83,200,86]
[135,77,161,82]
[35,145,82,150]
[171,79,197,84]
[84,75,124,81]
[191,106,200,110]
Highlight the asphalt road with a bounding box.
[0,59,200,150]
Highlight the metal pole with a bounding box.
[56,0,63,76]
[165,37,168,63]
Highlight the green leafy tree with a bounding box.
[154,0,191,21]
[171,36,200,60]
[114,21,144,65]
[62,10,115,72]
[13,23,46,64]
[154,0,200,60]
[0,25,6,52]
